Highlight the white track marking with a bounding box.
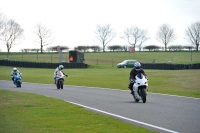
[67,101,179,133]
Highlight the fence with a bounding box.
[141,63,200,70]
[0,60,88,69]
[0,60,200,70]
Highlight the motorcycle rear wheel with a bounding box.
[132,93,139,102]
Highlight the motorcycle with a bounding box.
[131,73,148,103]
[55,71,67,89]
[13,73,22,88]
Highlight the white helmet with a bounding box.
[13,67,17,73]
[59,65,64,70]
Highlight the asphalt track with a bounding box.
[0,80,200,133]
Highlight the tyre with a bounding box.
[132,93,139,102]
[60,80,64,89]
[141,89,146,103]
[18,81,21,88]
[136,99,139,102]
[57,82,60,89]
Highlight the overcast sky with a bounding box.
[0,0,200,52]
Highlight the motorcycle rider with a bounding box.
[54,65,68,84]
[128,62,148,94]
[11,67,21,81]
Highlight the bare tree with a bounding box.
[95,24,116,52]
[0,10,5,31]
[0,10,6,40]
[122,45,128,52]
[156,24,176,51]
[0,19,23,53]
[185,22,200,51]
[122,26,149,51]
[33,24,54,53]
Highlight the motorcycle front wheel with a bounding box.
[141,89,146,103]
[57,82,60,89]
[18,80,21,88]
[60,80,64,89]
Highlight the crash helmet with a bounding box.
[134,62,141,71]
[59,65,64,70]
[13,67,17,73]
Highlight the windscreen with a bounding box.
[136,73,143,79]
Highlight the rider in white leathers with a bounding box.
[54,65,67,84]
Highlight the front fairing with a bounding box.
[133,73,148,88]
[13,74,21,81]
[55,71,65,80]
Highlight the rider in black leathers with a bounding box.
[128,62,147,94]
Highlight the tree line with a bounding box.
[0,10,200,53]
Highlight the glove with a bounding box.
[130,79,135,83]
[65,74,68,77]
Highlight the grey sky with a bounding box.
[0,0,200,52]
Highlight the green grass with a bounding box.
[0,51,200,133]
[1,51,200,66]
[0,66,200,98]
[0,90,155,133]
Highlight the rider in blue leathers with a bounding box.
[11,67,21,81]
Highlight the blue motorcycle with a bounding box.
[13,73,22,88]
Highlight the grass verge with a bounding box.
[0,90,155,133]
[0,66,200,98]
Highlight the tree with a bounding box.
[185,22,200,51]
[143,45,160,51]
[156,24,176,51]
[107,45,123,52]
[122,26,149,52]
[89,45,101,52]
[74,46,90,52]
[95,24,116,52]
[122,45,129,52]
[168,45,184,51]
[0,10,5,32]
[46,46,69,52]
[183,45,194,51]
[33,24,54,53]
[21,49,31,53]
[0,19,23,53]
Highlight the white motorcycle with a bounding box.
[55,71,67,89]
[131,73,148,103]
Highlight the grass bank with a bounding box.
[0,66,200,98]
[1,51,200,65]
[0,90,155,133]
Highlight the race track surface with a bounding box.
[0,80,200,133]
